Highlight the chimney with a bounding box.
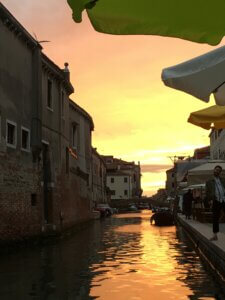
[63,62,70,80]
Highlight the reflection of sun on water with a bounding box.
[90,213,215,300]
[139,223,175,275]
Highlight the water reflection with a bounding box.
[172,227,223,300]
[0,211,224,299]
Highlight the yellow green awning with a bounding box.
[67,0,225,45]
[188,105,225,130]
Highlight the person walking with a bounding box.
[206,165,225,241]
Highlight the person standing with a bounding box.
[206,165,225,241]
[183,189,193,219]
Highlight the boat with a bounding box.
[150,211,174,226]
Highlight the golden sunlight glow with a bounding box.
[4,0,220,195]
[90,212,193,299]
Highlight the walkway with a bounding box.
[177,214,225,289]
[178,214,225,250]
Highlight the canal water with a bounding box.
[0,211,224,300]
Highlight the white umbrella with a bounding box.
[182,183,206,191]
[161,46,225,105]
[187,161,225,184]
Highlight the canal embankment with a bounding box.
[177,214,225,291]
[0,218,96,255]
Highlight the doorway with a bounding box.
[42,142,53,224]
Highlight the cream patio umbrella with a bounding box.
[187,162,225,185]
[162,46,225,106]
[67,0,225,45]
[188,105,225,130]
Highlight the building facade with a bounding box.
[193,146,210,160]
[0,3,43,242]
[67,100,94,226]
[210,129,225,160]
[91,147,107,205]
[40,54,74,232]
[0,3,95,242]
[102,156,142,201]
[165,167,175,196]
[106,172,132,200]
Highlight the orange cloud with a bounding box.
[141,164,172,173]
[2,0,215,196]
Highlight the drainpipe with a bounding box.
[91,150,94,209]
[31,46,42,162]
[129,175,131,201]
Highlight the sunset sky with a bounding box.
[3,0,223,196]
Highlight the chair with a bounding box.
[197,208,213,223]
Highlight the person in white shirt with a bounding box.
[206,165,225,241]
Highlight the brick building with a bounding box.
[0,3,44,242]
[193,146,210,160]
[0,3,94,242]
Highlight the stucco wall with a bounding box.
[92,151,106,204]
[0,20,34,144]
[210,129,225,160]
[107,175,131,200]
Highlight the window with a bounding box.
[47,79,53,109]
[66,147,69,174]
[21,127,30,151]
[111,177,114,183]
[215,130,218,140]
[124,177,128,183]
[124,190,128,196]
[94,163,98,175]
[71,123,80,152]
[0,115,1,143]
[31,194,37,206]
[218,129,223,137]
[72,124,77,149]
[6,120,17,148]
[61,91,64,117]
[111,190,115,195]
